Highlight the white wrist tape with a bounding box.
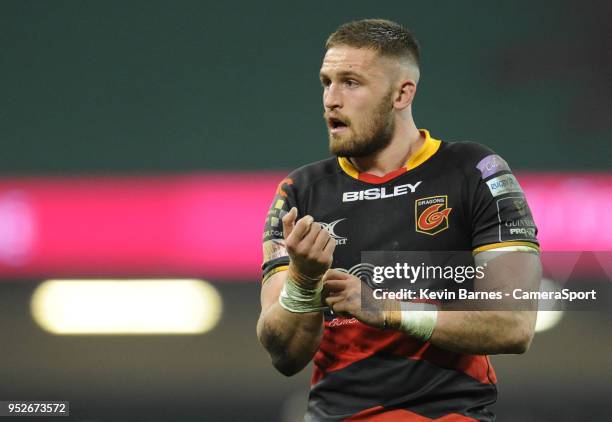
[399,301,438,342]
[278,275,327,313]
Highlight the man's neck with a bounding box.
[348,125,424,177]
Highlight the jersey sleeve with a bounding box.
[261,175,299,283]
[463,143,539,253]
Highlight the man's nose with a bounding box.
[323,84,342,110]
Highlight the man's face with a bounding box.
[320,46,396,157]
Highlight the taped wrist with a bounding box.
[397,301,438,342]
[278,275,327,313]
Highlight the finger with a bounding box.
[321,280,339,298]
[288,214,315,243]
[323,278,350,293]
[329,302,351,318]
[322,237,337,258]
[282,207,298,239]
[312,226,331,252]
[325,295,343,307]
[300,221,322,249]
[323,268,352,281]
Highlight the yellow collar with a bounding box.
[338,129,441,181]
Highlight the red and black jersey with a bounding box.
[261,129,539,421]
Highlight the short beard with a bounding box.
[329,91,395,158]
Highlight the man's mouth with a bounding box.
[328,117,349,134]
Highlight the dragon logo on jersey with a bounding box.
[415,196,452,235]
[320,218,347,245]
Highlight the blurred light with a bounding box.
[520,173,612,251]
[535,311,564,333]
[1,173,611,279]
[0,190,36,266]
[534,278,564,333]
[31,279,222,334]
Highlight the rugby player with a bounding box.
[257,19,541,421]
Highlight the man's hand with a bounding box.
[256,207,333,375]
[323,269,392,328]
[282,207,336,286]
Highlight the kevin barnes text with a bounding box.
[372,288,597,302]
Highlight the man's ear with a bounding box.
[393,79,417,110]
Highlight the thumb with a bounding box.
[282,207,298,239]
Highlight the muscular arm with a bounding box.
[427,310,535,355]
[324,250,541,355]
[256,208,335,376]
[428,250,541,355]
[256,270,324,376]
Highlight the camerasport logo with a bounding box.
[320,218,347,245]
[415,196,452,235]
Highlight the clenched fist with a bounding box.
[282,207,336,287]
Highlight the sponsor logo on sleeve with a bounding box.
[496,196,537,241]
[513,198,528,216]
[415,196,452,235]
[486,174,523,197]
[263,229,284,239]
[266,190,290,229]
[476,154,511,179]
[266,206,285,228]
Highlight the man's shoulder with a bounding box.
[286,156,341,186]
[442,140,497,164]
[438,139,517,188]
[440,139,512,174]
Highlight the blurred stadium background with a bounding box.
[1,1,611,421]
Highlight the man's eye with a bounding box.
[345,80,359,88]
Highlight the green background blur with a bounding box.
[1,0,609,174]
